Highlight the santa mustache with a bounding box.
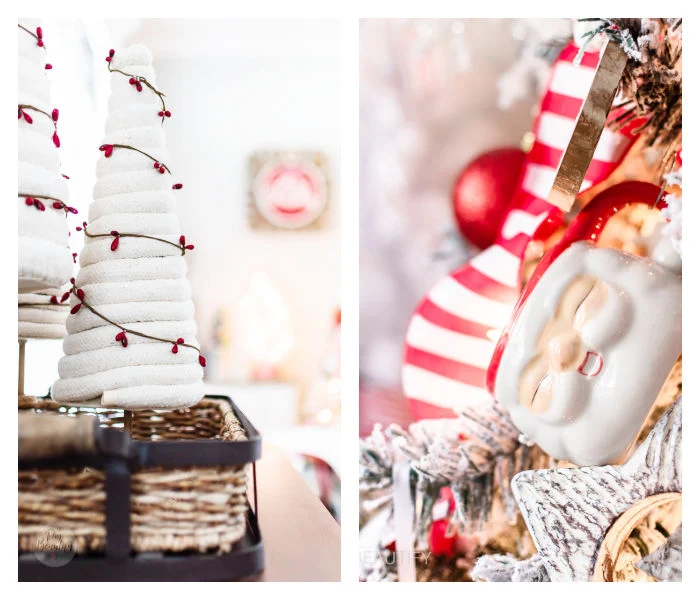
[576,281,631,354]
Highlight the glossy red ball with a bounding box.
[452,147,525,250]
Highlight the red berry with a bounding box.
[158,111,164,117]
[101,144,113,157]
[62,174,70,179]
[52,131,60,147]
[121,336,128,348]
[52,108,59,122]
[199,355,207,367]
[70,303,82,314]
[53,201,62,209]
[23,111,33,124]
[72,253,77,263]
[111,230,119,236]
[129,77,136,85]
[136,83,142,92]
[185,244,195,250]
[154,162,160,169]
[25,197,33,206]
[172,183,183,190]
[159,167,165,174]
[176,337,184,345]
[34,199,45,211]
[45,64,52,69]
[37,40,44,47]
[76,289,85,301]
[115,331,125,341]
[105,56,111,62]
[50,296,58,304]
[164,110,171,117]
[110,237,120,251]
[179,235,186,245]
[69,207,78,214]
[109,49,115,57]
[61,292,70,303]
[36,27,43,39]
[172,344,179,354]
[70,277,75,284]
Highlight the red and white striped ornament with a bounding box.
[403,41,641,420]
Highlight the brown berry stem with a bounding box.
[18,303,68,308]
[18,24,41,44]
[70,286,201,353]
[82,223,189,255]
[18,104,52,121]
[105,143,171,174]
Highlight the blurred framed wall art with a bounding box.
[248,150,331,231]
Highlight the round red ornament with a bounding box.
[452,148,526,250]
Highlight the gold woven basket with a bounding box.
[19,396,252,557]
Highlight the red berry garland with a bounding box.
[67,283,206,367]
[99,143,171,174]
[80,222,195,256]
[19,291,71,309]
[18,104,61,148]
[106,48,170,122]
[20,194,78,215]
[18,23,46,48]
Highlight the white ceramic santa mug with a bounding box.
[487,181,682,467]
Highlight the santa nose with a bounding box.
[547,330,582,372]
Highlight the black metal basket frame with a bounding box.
[18,395,264,582]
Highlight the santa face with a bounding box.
[253,160,327,229]
[494,242,681,466]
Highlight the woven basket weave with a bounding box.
[18,396,249,555]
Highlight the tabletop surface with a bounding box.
[243,443,341,582]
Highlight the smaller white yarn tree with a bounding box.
[18,19,74,292]
[52,45,205,410]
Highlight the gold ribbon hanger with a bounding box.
[546,40,628,212]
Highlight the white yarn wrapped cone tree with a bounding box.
[18,19,74,292]
[52,44,205,410]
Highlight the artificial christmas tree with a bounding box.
[52,44,205,410]
[18,19,74,293]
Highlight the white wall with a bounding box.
[124,20,342,399]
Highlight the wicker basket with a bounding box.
[19,396,256,558]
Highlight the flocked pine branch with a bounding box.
[471,552,550,582]
[359,401,553,539]
[577,18,682,147]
